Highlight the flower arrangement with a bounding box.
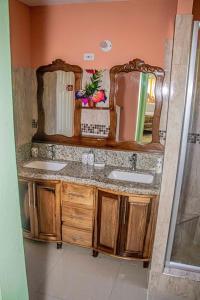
[75,69,107,106]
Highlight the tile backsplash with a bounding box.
[16,142,32,162]
[81,123,110,137]
[28,142,163,171]
[188,133,200,144]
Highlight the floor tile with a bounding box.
[24,239,63,294]
[109,260,148,300]
[25,240,148,300]
[38,244,121,300]
[30,291,64,300]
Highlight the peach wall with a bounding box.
[30,0,178,69]
[177,0,193,14]
[9,0,31,67]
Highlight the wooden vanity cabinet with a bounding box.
[19,178,61,242]
[94,190,158,261]
[19,177,158,263]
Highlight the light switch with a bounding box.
[84,53,95,61]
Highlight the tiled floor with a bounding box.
[24,239,148,300]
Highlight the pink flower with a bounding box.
[92,90,107,103]
[86,69,98,74]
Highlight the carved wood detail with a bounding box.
[33,58,165,152]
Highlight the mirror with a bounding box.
[110,59,165,146]
[33,58,164,152]
[115,72,156,144]
[34,59,83,142]
[43,71,75,137]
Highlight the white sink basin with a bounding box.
[23,161,67,171]
[108,170,154,184]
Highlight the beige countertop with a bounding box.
[18,159,161,196]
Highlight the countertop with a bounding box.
[18,159,162,196]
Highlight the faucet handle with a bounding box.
[129,153,137,161]
[129,153,137,169]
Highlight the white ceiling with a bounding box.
[19,0,127,6]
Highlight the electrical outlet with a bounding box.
[84,53,95,61]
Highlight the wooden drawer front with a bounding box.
[62,183,94,208]
[62,225,92,247]
[62,204,93,230]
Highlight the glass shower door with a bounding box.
[166,21,200,270]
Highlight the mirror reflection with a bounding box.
[115,72,156,144]
[35,58,164,150]
[43,70,75,137]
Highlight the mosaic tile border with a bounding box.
[81,123,110,137]
[188,133,200,144]
[158,131,200,144]
[32,119,38,129]
[159,130,167,141]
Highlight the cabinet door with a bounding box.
[34,181,61,241]
[118,196,151,258]
[18,179,35,238]
[95,191,120,254]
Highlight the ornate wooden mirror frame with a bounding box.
[108,58,165,151]
[33,59,83,143]
[33,58,165,153]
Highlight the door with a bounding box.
[95,191,121,254]
[33,181,61,241]
[18,179,35,238]
[118,196,151,258]
[166,22,200,270]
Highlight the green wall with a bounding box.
[0,1,28,299]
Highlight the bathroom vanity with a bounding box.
[18,159,160,268]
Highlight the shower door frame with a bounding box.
[165,21,200,272]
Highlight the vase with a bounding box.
[88,99,94,108]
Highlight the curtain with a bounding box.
[56,71,75,137]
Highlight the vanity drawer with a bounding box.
[62,203,93,230]
[62,225,92,248]
[62,183,94,208]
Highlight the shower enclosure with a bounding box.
[166,21,200,272]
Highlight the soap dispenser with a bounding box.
[156,157,163,174]
[88,150,95,166]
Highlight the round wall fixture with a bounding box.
[100,40,112,52]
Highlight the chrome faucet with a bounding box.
[129,154,137,170]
